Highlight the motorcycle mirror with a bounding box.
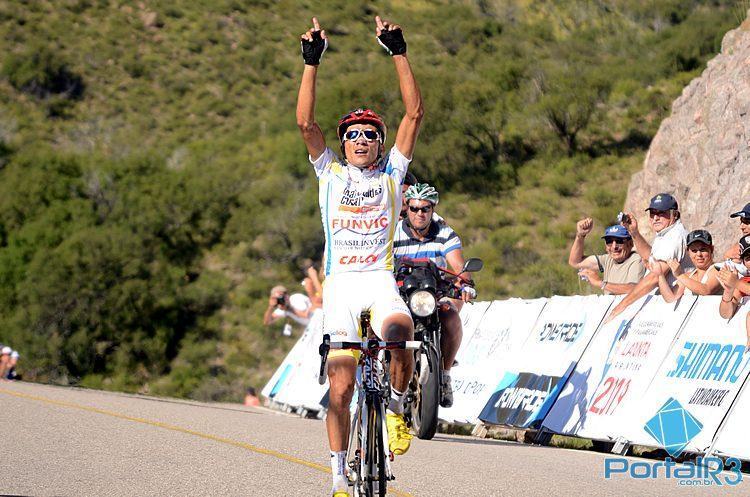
[462,258,483,273]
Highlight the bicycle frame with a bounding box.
[319,332,420,497]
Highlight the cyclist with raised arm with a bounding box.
[296,16,423,497]
[394,183,476,408]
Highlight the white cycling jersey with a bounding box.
[311,146,410,277]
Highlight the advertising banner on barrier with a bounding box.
[479,295,615,428]
[712,376,750,460]
[271,310,330,410]
[261,325,310,401]
[439,298,547,424]
[621,297,750,453]
[542,294,696,440]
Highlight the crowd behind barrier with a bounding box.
[263,293,750,460]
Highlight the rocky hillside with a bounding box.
[625,11,750,255]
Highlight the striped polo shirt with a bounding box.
[393,217,462,269]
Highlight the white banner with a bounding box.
[542,294,696,440]
[261,325,310,402]
[271,310,330,410]
[439,298,547,424]
[622,297,750,453]
[479,295,614,428]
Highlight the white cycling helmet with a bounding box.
[404,183,439,205]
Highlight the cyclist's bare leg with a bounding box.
[326,356,357,450]
[381,313,414,393]
[439,305,463,372]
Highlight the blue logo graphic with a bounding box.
[643,397,703,457]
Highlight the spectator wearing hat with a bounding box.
[717,235,750,322]
[653,229,721,303]
[717,235,750,349]
[568,218,644,295]
[723,203,750,262]
[5,350,19,380]
[606,193,690,321]
[0,346,11,380]
[263,285,313,330]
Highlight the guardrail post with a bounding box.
[611,436,630,455]
[533,427,553,446]
[472,423,489,439]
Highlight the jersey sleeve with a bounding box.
[383,146,411,185]
[309,147,337,178]
[442,230,462,255]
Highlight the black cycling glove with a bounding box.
[301,31,328,65]
[377,28,407,56]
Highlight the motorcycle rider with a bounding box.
[296,16,424,497]
[393,183,476,408]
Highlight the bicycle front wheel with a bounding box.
[364,395,388,497]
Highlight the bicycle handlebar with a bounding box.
[328,339,422,351]
[317,334,420,385]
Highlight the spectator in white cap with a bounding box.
[6,350,19,380]
[723,202,750,262]
[263,285,312,328]
[568,219,644,295]
[653,229,721,302]
[606,193,690,321]
[0,346,11,380]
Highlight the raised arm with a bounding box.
[296,17,328,160]
[375,16,424,159]
[621,212,651,261]
[568,218,599,270]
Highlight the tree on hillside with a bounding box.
[533,60,612,155]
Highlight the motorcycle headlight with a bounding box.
[409,290,436,317]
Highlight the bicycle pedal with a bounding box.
[389,451,394,462]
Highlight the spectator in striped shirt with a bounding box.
[393,183,476,408]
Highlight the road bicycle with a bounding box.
[319,312,420,497]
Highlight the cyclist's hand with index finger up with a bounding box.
[300,17,328,65]
[375,15,406,56]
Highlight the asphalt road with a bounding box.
[0,381,746,497]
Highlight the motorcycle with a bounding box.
[396,257,483,439]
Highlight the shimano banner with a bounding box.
[479,295,614,428]
[542,295,696,441]
[438,298,547,424]
[622,297,750,453]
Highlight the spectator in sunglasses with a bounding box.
[394,183,476,408]
[723,203,750,262]
[605,193,690,322]
[652,229,721,303]
[568,219,644,295]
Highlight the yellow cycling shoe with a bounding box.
[332,491,349,497]
[386,413,413,455]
